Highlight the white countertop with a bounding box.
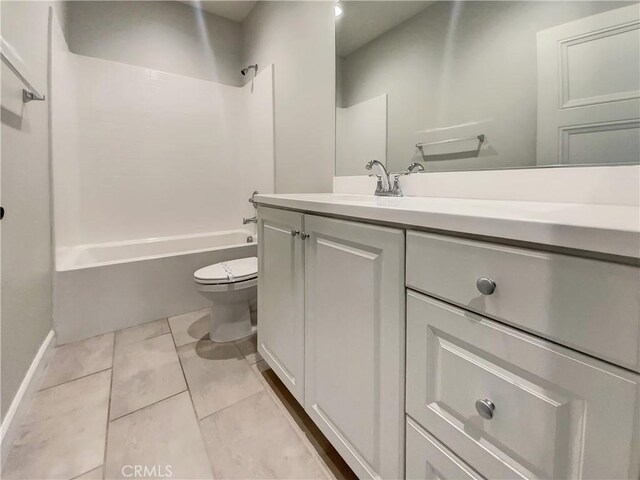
[255,193,640,260]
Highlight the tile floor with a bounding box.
[2,308,357,480]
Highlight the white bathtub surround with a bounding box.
[255,193,640,260]
[50,21,274,341]
[51,27,274,248]
[333,164,640,207]
[54,232,256,344]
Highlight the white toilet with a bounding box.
[193,257,258,343]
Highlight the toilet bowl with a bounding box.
[194,257,257,342]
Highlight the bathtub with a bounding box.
[54,230,257,344]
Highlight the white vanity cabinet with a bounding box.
[257,200,639,480]
[257,207,406,479]
[257,206,305,403]
[304,215,405,480]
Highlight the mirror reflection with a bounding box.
[335,1,640,176]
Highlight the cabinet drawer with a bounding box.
[406,291,640,480]
[406,417,483,480]
[406,231,640,371]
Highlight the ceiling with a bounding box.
[180,1,257,22]
[336,1,433,57]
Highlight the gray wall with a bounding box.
[66,1,244,86]
[1,1,54,421]
[339,1,632,173]
[243,1,336,193]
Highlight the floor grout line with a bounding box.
[100,334,116,480]
[70,465,102,480]
[113,318,170,349]
[197,388,266,423]
[173,330,219,477]
[106,329,190,423]
[107,388,189,423]
[37,367,113,393]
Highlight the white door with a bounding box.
[257,206,305,403]
[303,215,405,480]
[536,4,640,165]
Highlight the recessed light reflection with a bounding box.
[335,4,343,17]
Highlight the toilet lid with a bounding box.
[194,257,258,285]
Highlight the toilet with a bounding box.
[193,257,258,343]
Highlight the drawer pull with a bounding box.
[291,229,300,237]
[475,399,495,419]
[476,277,496,295]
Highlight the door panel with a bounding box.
[536,4,640,165]
[257,206,305,403]
[304,215,404,480]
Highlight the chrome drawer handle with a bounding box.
[476,277,496,295]
[300,232,310,240]
[291,230,299,237]
[475,399,495,419]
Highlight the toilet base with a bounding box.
[209,299,256,343]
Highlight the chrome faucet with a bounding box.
[365,160,403,197]
[243,191,259,224]
[366,160,390,191]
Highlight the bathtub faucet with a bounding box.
[243,216,257,224]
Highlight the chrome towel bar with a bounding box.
[1,38,46,103]
[416,134,485,149]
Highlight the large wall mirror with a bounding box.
[335,1,640,176]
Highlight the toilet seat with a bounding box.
[194,257,257,285]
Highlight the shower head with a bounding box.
[241,64,258,76]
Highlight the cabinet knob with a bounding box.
[475,399,495,419]
[291,229,299,237]
[300,232,309,240]
[476,277,496,295]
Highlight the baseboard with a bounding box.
[0,330,55,466]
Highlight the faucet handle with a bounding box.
[388,173,403,197]
[248,191,259,209]
[368,174,384,194]
[405,163,425,174]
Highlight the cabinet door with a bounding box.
[303,215,405,480]
[257,206,305,403]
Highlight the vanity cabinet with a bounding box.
[257,207,305,403]
[258,202,639,480]
[257,207,405,479]
[304,215,405,480]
